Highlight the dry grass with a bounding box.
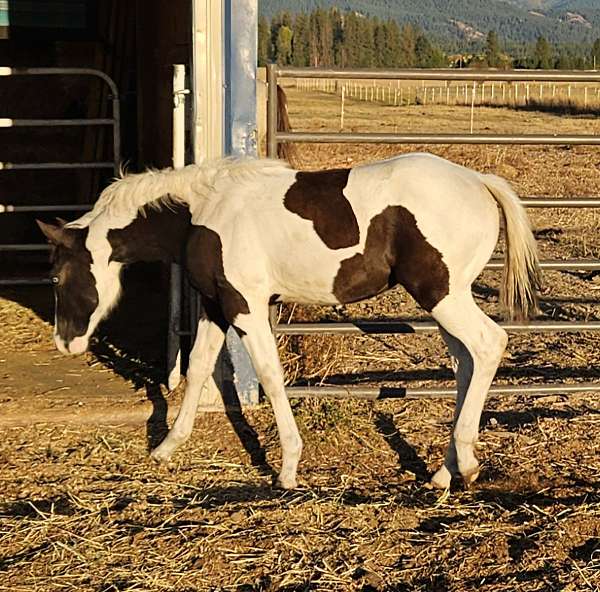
[0,395,598,591]
[1,96,600,591]
[292,79,600,118]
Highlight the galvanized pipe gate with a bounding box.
[0,67,121,287]
[267,65,600,399]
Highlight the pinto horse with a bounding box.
[38,153,541,490]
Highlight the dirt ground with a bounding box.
[1,93,600,591]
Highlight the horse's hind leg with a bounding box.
[235,308,302,489]
[429,291,508,489]
[151,317,225,463]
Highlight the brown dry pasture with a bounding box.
[1,87,600,591]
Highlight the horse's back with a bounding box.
[192,154,501,307]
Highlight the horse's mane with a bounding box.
[67,157,290,229]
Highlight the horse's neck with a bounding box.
[107,204,191,264]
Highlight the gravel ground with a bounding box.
[1,97,599,591]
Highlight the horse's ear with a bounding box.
[55,217,68,227]
[37,219,69,246]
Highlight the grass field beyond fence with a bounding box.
[293,78,600,119]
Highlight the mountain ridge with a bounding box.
[259,0,600,46]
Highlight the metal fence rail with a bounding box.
[266,65,600,398]
[276,131,600,146]
[276,320,600,335]
[287,382,600,400]
[0,68,120,286]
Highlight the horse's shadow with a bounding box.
[144,381,274,478]
[374,411,430,481]
[374,405,599,490]
[1,262,171,388]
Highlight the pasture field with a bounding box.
[1,92,600,591]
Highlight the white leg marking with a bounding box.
[236,311,302,490]
[431,292,507,488]
[151,317,225,463]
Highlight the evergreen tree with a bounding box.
[555,49,574,70]
[415,33,446,68]
[383,19,402,68]
[592,38,600,70]
[398,24,417,67]
[338,11,361,67]
[291,13,310,67]
[260,8,600,71]
[331,9,344,67]
[308,9,334,67]
[279,11,292,28]
[373,18,386,68]
[356,16,375,67]
[485,31,502,68]
[257,16,270,67]
[270,14,283,62]
[275,25,293,65]
[534,36,553,69]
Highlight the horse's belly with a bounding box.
[271,250,392,306]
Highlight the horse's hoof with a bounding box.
[274,474,297,490]
[461,466,480,488]
[150,448,172,464]
[430,466,452,490]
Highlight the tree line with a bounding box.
[259,9,600,70]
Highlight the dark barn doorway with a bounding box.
[0,0,191,383]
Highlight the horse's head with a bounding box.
[37,219,123,355]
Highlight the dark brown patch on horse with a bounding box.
[333,206,449,311]
[284,169,359,249]
[186,225,250,331]
[107,201,191,264]
[49,228,99,342]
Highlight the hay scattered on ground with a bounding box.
[1,96,600,591]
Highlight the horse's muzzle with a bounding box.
[54,333,88,355]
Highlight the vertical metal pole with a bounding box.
[189,0,228,409]
[222,0,260,406]
[111,95,121,176]
[266,62,279,330]
[224,0,258,156]
[167,64,187,390]
[266,63,278,158]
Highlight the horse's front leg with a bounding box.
[235,307,303,489]
[151,316,225,463]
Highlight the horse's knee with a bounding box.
[254,362,285,395]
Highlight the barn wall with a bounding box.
[0,0,191,266]
[135,0,191,168]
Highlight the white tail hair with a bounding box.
[480,173,542,320]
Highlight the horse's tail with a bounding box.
[276,85,298,165]
[480,173,543,320]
